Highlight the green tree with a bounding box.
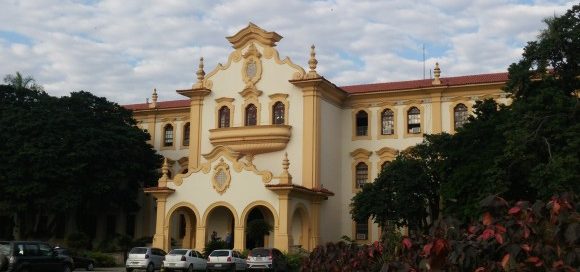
[0,85,161,240]
[3,71,44,91]
[245,219,273,248]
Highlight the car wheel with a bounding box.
[186,264,193,272]
[86,261,94,271]
[18,267,30,272]
[146,263,154,272]
[126,268,134,272]
[62,264,72,272]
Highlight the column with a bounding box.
[302,86,321,189]
[188,97,204,170]
[274,193,291,251]
[431,92,442,134]
[152,196,168,250]
[234,226,244,250]
[309,200,321,250]
[195,226,206,252]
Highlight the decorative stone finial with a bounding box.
[278,152,292,185]
[161,157,169,178]
[194,57,205,88]
[305,44,320,79]
[158,157,170,187]
[432,62,441,85]
[149,88,158,108]
[282,152,290,171]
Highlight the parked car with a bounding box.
[206,249,246,271]
[125,247,166,272]
[0,241,74,272]
[162,249,206,272]
[54,247,95,271]
[246,247,287,271]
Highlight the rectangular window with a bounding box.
[355,220,369,240]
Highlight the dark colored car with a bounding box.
[0,241,74,272]
[54,248,95,271]
[246,247,287,271]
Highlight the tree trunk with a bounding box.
[13,213,21,240]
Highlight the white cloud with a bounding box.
[0,0,576,104]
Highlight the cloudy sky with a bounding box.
[0,0,575,104]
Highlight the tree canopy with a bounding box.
[352,4,580,226]
[0,83,161,239]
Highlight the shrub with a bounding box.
[394,193,579,271]
[85,251,117,267]
[203,239,228,258]
[65,232,90,251]
[284,248,309,272]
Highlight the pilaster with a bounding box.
[234,226,245,250]
[274,192,291,251]
[431,91,442,134]
[195,226,206,251]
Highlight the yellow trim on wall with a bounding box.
[351,218,372,244]
[290,203,311,250]
[376,104,398,139]
[215,97,235,128]
[448,101,473,134]
[402,103,425,138]
[376,147,398,173]
[352,108,372,140]
[350,148,372,192]
[201,201,240,228]
[160,121,177,150]
[239,201,280,228]
[268,93,290,125]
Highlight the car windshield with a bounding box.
[251,248,270,257]
[130,248,148,254]
[0,242,9,255]
[169,249,188,255]
[210,250,230,257]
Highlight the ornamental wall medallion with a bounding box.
[212,158,232,195]
[242,43,262,88]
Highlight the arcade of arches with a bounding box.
[154,199,314,252]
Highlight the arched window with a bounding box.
[245,104,257,126]
[218,106,230,128]
[381,161,390,171]
[355,111,368,136]
[272,102,285,125]
[182,122,190,146]
[163,124,174,147]
[381,109,394,135]
[355,162,368,189]
[407,107,421,134]
[454,103,469,130]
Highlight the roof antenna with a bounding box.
[422,44,426,80]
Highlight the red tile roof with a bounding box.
[123,72,509,110]
[124,99,190,111]
[341,72,508,94]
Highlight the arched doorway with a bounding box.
[206,206,235,249]
[167,205,198,250]
[290,205,310,251]
[244,206,275,249]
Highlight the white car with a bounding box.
[125,247,166,272]
[206,249,246,271]
[163,249,207,272]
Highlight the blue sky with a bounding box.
[0,0,575,104]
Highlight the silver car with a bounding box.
[206,249,246,271]
[125,247,166,272]
[163,249,206,272]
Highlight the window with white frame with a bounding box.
[407,107,421,134]
[381,109,395,135]
[454,103,469,130]
[355,111,368,136]
[163,124,174,147]
[218,106,230,128]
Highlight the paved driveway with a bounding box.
[93,267,126,272]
